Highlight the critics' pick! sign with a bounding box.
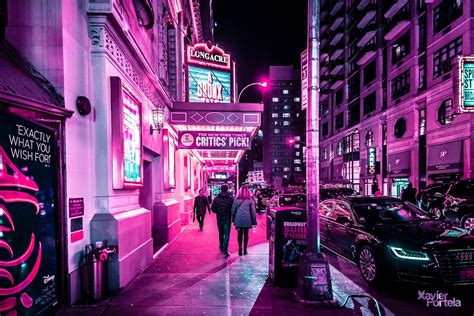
[178,131,251,150]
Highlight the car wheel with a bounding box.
[461,214,474,230]
[431,207,442,220]
[358,246,380,285]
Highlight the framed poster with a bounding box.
[168,137,176,189]
[0,112,59,315]
[111,77,143,189]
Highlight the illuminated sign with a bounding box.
[178,131,251,150]
[459,56,474,112]
[188,66,231,103]
[368,147,376,175]
[301,49,308,111]
[122,90,142,185]
[169,137,176,188]
[187,43,231,70]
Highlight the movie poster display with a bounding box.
[122,90,142,185]
[0,112,59,315]
[188,66,232,103]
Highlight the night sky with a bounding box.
[213,0,307,103]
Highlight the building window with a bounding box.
[363,92,376,115]
[322,148,328,160]
[295,167,302,172]
[283,121,290,126]
[348,103,360,127]
[382,123,387,145]
[294,159,302,164]
[282,113,291,118]
[365,130,374,147]
[391,32,410,64]
[348,76,360,101]
[273,159,279,164]
[336,142,343,156]
[274,128,280,134]
[418,60,426,91]
[296,151,300,157]
[283,105,290,110]
[391,70,410,99]
[363,60,376,85]
[433,36,463,78]
[434,0,463,34]
[294,144,301,149]
[437,99,453,126]
[321,100,329,115]
[272,113,279,118]
[283,89,289,94]
[394,118,407,138]
[294,97,301,102]
[322,122,329,137]
[272,97,280,102]
[335,88,344,106]
[283,167,291,172]
[419,107,426,135]
[335,112,344,130]
[295,136,301,141]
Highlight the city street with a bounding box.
[57,213,473,316]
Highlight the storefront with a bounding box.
[388,151,411,198]
[427,141,464,183]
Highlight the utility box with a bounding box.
[268,207,307,287]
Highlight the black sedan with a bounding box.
[319,196,474,286]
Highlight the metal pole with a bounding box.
[306,0,320,254]
[238,82,262,103]
[295,0,333,303]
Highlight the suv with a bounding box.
[417,183,451,219]
[443,179,474,229]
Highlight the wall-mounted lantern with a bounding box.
[150,107,165,134]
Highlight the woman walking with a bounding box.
[231,185,257,256]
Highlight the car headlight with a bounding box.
[389,246,430,261]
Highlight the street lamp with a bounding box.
[237,81,268,103]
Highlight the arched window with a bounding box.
[437,99,453,126]
[394,118,406,138]
[365,130,374,147]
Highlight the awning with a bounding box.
[427,141,463,175]
[170,102,262,166]
[388,151,411,177]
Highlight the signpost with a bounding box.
[459,56,474,112]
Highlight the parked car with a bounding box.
[278,193,306,208]
[254,188,275,212]
[443,179,474,229]
[416,183,451,219]
[319,196,474,286]
[320,187,357,201]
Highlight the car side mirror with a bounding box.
[336,215,351,224]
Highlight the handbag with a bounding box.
[232,200,245,222]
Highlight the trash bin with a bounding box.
[86,245,117,301]
[268,207,306,287]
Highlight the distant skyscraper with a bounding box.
[263,66,305,188]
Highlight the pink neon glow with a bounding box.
[0,241,13,258]
[288,138,295,144]
[0,297,16,312]
[6,310,17,316]
[20,293,33,309]
[0,227,11,232]
[0,268,14,285]
[0,234,36,267]
[0,242,42,296]
[0,147,39,192]
[0,205,15,232]
[0,192,40,215]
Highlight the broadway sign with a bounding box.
[178,131,251,150]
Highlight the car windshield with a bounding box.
[353,200,431,223]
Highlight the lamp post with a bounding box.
[237,81,268,103]
[295,0,334,303]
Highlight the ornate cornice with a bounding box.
[89,22,172,107]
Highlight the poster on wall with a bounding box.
[122,90,142,185]
[187,66,232,103]
[0,112,59,315]
[168,138,176,188]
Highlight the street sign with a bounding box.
[459,56,474,112]
[301,49,308,111]
[368,147,376,175]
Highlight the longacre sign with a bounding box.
[187,43,231,70]
[178,131,251,150]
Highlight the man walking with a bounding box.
[211,184,233,258]
[194,188,211,231]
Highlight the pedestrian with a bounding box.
[374,188,383,197]
[211,184,234,258]
[401,183,417,204]
[231,185,257,256]
[193,188,211,231]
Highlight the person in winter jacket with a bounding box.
[194,188,211,231]
[211,184,234,258]
[231,185,257,256]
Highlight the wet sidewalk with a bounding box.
[58,213,390,316]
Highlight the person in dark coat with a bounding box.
[231,185,257,256]
[401,183,417,204]
[194,188,211,231]
[211,184,234,258]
